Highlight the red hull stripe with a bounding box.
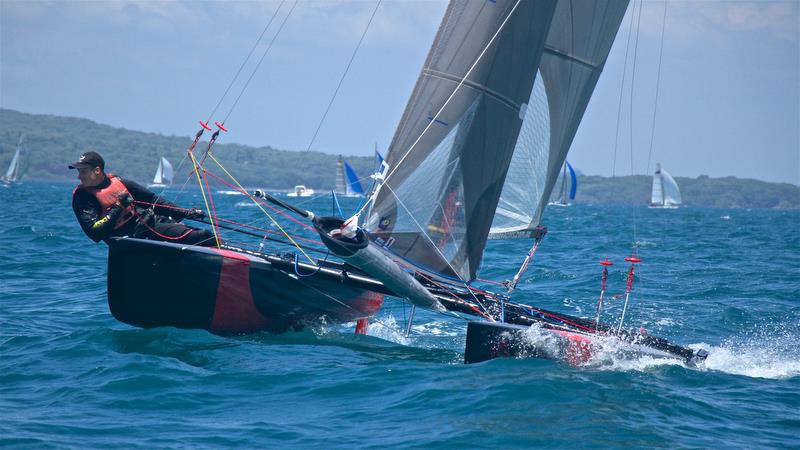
[210,250,269,333]
[551,329,594,366]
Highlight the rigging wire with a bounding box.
[645,1,669,176]
[305,0,382,152]
[221,0,299,126]
[611,2,637,178]
[206,1,287,125]
[382,182,495,320]
[163,2,287,203]
[204,154,316,263]
[187,150,221,247]
[357,0,524,218]
[628,0,644,252]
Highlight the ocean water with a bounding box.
[1,181,799,448]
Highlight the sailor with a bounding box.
[69,151,215,246]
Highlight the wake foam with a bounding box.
[691,341,800,379]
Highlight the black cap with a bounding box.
[69,152,105,170]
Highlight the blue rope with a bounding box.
[293,252,327,278]
[331,191,344,216]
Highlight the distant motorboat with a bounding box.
[147,156,173,190]
[649,163,682,208]
[287,185,315,197]
[1,134,27,186]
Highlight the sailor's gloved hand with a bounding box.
[117,193,133,207]
[185,208,205,220]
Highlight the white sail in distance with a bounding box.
[651,163,681,207]
[150,157,173,188]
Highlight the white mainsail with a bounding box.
[2,134,25,184]
[650,163,681,207]
[151,157,173,187]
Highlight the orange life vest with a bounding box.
[74,174,136,230]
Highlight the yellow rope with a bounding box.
[207,152,314,264]
[187,150,221,248]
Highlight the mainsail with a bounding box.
[3,134,25,182]
[366,0,628,280]
[366,0,559,281]
[651,163,681,207]
[152,157,174,186]
[336,157,364,196]
[490,0,629,238]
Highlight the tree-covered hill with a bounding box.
[1,108,798,209]
[573,175,799,210]
[0,108,376,191]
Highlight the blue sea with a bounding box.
[2,181,799,448]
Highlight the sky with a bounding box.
[1,0,798,184]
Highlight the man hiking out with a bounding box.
[70,151,215,246]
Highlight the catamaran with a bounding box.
[106,0,706,367]
[1,134,26,186]
[147,156,174,190]
[649,163,682,208]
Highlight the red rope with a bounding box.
[133,200,192,213]
[131,210,194,241]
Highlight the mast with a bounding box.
[334,155,346,195]
[558,162,568,204]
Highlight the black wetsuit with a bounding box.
[72,176,215,246]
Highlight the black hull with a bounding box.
[464,321,708,366]
[107,238,384,334]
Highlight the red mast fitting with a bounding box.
[617,255,642,332]
[594,258,614,328]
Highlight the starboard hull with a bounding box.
[107,237,383,335]
[464,321,707,367]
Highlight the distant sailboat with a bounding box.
[1,134,26,186]
[148,156,173,189]
[334,156,364,197]
[549,161,577,206]
[650,163,681,208]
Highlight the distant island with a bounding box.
[1,108,798,209]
